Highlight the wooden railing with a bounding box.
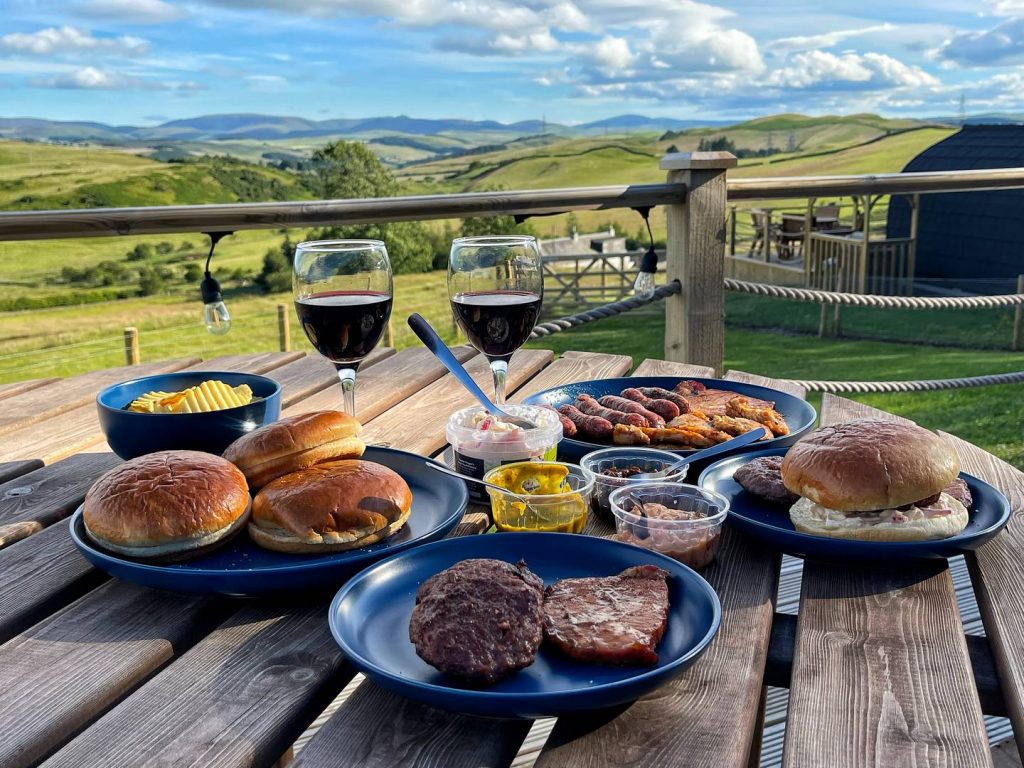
[805,234,915,295]
[3,152,1024,373]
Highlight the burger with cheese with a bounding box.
[781,419,970,542]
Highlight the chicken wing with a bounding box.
[708,414,770,438]
[641,427,719,448]
[725,396,789,436]
[612,423,651,446]
[667,413,733,443]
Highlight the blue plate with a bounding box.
[522,376,817,466]
[699,447,1012,560]
[70,447,468,596]
[328,532,721,719]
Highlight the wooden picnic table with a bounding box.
[0,346,1021,768]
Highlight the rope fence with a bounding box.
[3,276,1022,394]
[723,279,1024,309]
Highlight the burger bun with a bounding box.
[224,410,364,489]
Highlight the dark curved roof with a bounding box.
[887,125,1024,289]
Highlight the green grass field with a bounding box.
[1,116,1018,469]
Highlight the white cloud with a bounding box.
[245,73,288,90]
[590,35,633,72]
[32,66,138,89]
[768,24,897,53]
[767,50,937,89]
[0,26,149,56]
[75,0,184,24]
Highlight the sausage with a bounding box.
[620,388,680,421]
[558,404,612,440]
[598,394,665,428]
[575,394,646,428]
[543,405,577,438]
[634,386,690,413]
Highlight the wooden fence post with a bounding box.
[277,304,290,352]
[1013,274,1024,352]
[123,327,140,365]
[661,151,737,374]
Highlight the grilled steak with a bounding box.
[734,455,799,506]
[409,558,544,685]
[542,565,670,666]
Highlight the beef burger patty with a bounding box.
[409,558,544,685]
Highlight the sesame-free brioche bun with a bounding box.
[781,419,960,512]
[223,410,364,489]
[249,459,412,553]
[83,450,250,560]
[789,494,969,541]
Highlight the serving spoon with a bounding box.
[633,426,767,480]
[426,461,532,504]
[407,313,537,430]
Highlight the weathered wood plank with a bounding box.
[0,351,310,465]
[188,350,304,373]
[361,348,552,453]
[292,353,633,768]
[0,521,106,644]
[0,357,199,437]
[0,582,228,768]
[536,363,784,768]
[511,351,633,403]
[782,395,989,768]
[632,358,715,377]
[942,431,1024,760]
[0,458,44,485]
[40,603,352,768]
[0,377,59,401]
[0,452,121,549]
[281,346,477,423]
[724,369,808,400]
[267,346,393,409]
[291,683,532,768]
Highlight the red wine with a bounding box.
[295,291,392,367]
[451,291,541,362]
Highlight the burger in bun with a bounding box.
[249,459,412,553]
[781,419,968,542]
[84,450,250,559]
[223,410,364,489]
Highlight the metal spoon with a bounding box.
[407,313,537,430]
[426,461,531,504]
[633,426,768,479]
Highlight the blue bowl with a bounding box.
[97,371,281,460]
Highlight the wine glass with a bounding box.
[448,235,543,405]
[293,240,393,416]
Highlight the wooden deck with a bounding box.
[0,347,1021,767]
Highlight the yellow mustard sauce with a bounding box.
[487,462,588,533]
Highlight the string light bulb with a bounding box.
[200,231,233,335]
[633,208,657,299]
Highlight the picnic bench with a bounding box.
[0,345,1021,768]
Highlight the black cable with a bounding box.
[203,231,232,276]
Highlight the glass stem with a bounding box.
[337,367,356,416]
[490,359,508,405]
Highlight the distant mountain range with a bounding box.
[0,113,729,143]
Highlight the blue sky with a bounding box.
[3,0,1024,125]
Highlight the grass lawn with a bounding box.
[526,314,1024,469]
